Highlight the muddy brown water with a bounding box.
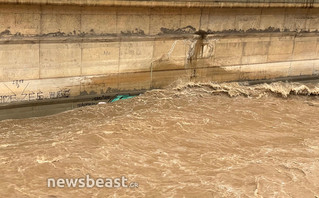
[1,81,319,197]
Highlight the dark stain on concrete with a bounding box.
[80,90,99,96]
[0,29,24,38]
[39,29,118,38]
[121,28,145,36]
[1,26,319,41]
[246,27,281,33]
[205,26,319,35]
[92,95,112,101]
[207,26,283,34]
[159,25,196,35]
[80,90,89,96]
[41,31,68,37]
[100,89,106,95]
[100,87,115,95]
[89,91,98,95]
[0,29,11,37]
[195,29,209,39]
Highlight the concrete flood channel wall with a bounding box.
[0,1,319,119]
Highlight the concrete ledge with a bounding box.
[1,32,319,45]
[0,89,144,110]
[1,0,319,8]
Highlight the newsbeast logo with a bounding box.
[47,175,139,188]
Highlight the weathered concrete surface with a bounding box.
[0,3,319,105]
[1,0,319,8]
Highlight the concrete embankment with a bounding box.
[0,0,319,110]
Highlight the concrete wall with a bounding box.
[0,4,319,104]
[1,0,319,8]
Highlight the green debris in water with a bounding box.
[111,95,135,103]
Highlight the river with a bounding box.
[1,81,319,197]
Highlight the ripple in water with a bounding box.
[0,81,319,197]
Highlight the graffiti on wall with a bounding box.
[0,80,71,104]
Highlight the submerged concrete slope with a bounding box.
[0,0,319,104]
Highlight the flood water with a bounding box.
[1,81,319,197]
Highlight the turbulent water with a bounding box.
[1,81,319,198]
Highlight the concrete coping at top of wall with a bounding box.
[1,0,319,8]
